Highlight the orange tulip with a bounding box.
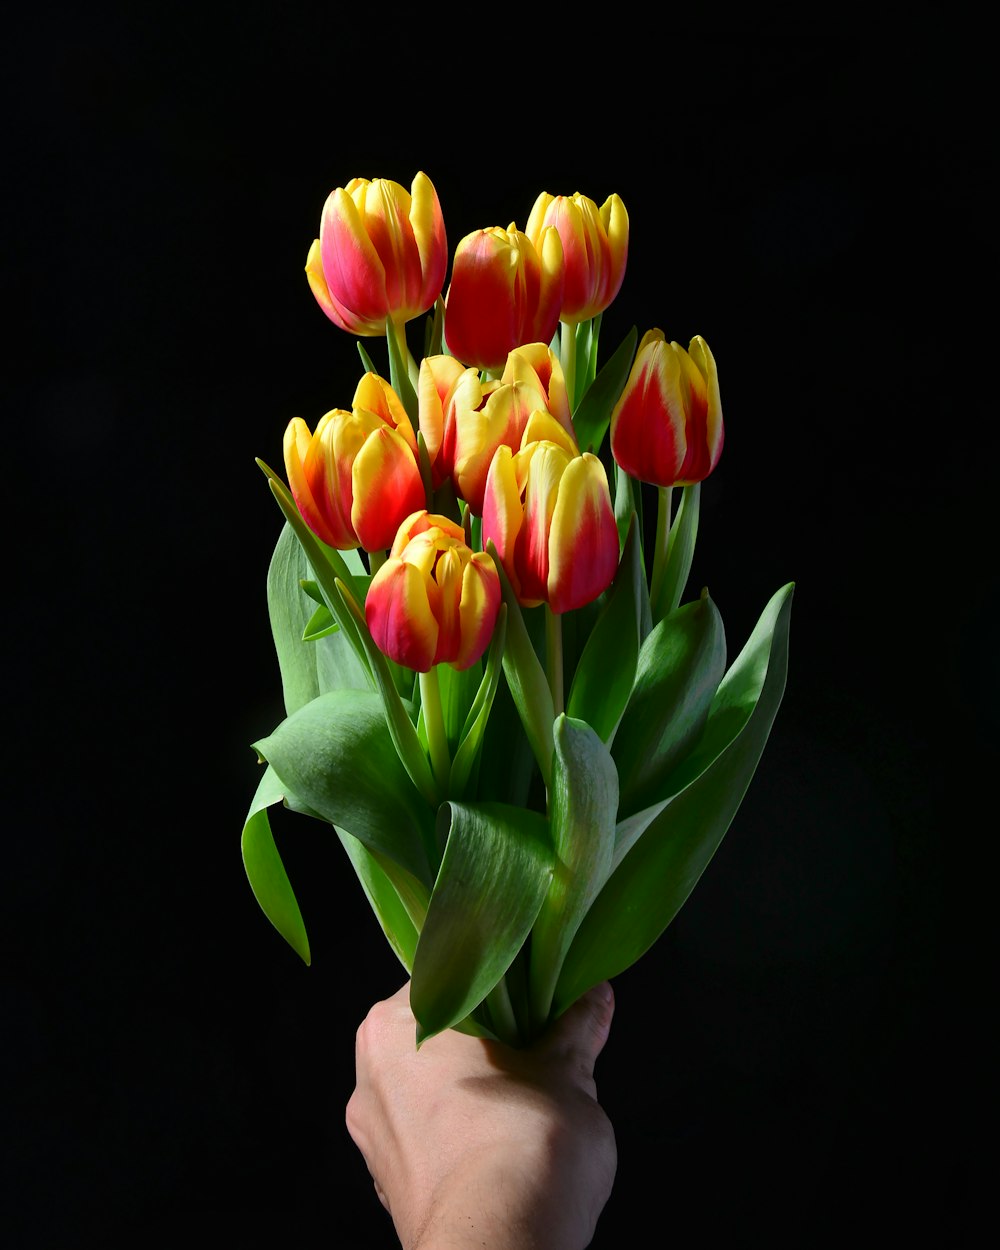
[283,375,425,552]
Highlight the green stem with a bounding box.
[419,666,451,794]
[485,975,521,1047]
[648,485,673,616]
[368,548,387,576]
[387,316,419,392]
[559,320,577,413]
[545,604,564,719]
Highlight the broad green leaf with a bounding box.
[553,582,794,1013]
[241,765,310,965]
[257,461,372,675]
[336,827,423,972]
[528,717,618,1029]
[567,518,643,742]
[410,801,554,1044]
[254,688,437,889]
[611,590,726,816]
[571,325,637,455]
[266,523,370,714]
[653,481,701,621]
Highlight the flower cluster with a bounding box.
[291,171,722,670]
[245,169,793,1052]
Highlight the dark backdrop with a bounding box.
[6,10,991,1247]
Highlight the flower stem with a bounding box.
[560,320,577,412]
[545,605,564,719]
[368,548,387,576]
[419,666,451,795]
[485,975,521,1047]
[387,316,420,393]
[649,485,673,618]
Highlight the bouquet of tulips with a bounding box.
[242,171,794,1047]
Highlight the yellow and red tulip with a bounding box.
[418,346,578,515]
[283,376,425,552]
[482,440,619,615]
[305,172,448,337]
[610,331,723,487]
[443,224,564,372]
[365,511,502,672]
[526,191,629,324]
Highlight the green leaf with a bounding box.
[567,517,643,742]
[266,523,370,714]
[254,688,437,889]
[611,590,727,816]
[654,482,701,620]
[330,577,441,810]
[336,827,422,972]
[487,541,555,789]
[241,765,311,965]
[410,801,554,1044]
[302,602,339,641]
[571,325,637,455]
[357,341,378,375]
[386,323,419,425]
[528,716,618,1028]
[553,582,795,1012]
[257,461,372,678]
[449,606,508,800]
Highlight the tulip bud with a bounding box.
[365,512,502,672]
[305,171,448,336]
[443,224,564,372]
[482,440,619,615]
[609,331,723,487]
[283,376,425,552]
[526,191,629,323]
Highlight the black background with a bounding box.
[6,9,992,1247]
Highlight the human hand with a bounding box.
[346,980,617,1250]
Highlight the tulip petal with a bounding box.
[482,445,527,599]
[453,553,502,671]
[547,453,619,614]
[366,558,439,673]
[351,427,426,553]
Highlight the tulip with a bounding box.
[365,511,502,673]
[420,345,578,516]
[443,224,564,372]
[482,440,619,615]
[526,191,629,324]
[305,171,447,337]
[283,375,425,553]
[609,331,723,487]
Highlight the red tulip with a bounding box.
[610,331,723,487]
[443,224,564,372]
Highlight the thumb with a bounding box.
[539,981,615,1074]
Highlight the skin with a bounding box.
[347,980,618,1250]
